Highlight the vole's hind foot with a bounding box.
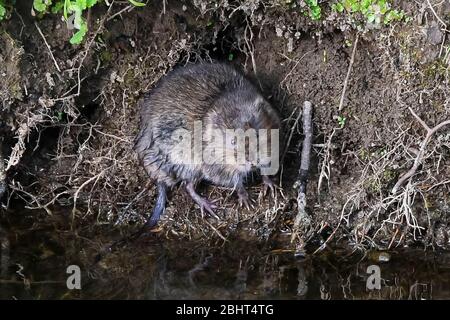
[199,198,220,219]
[185,182,220,219]
[237,187,255,210]
[260,175,277,199]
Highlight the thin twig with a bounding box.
[425,180,450,192]
[34,22,61,72]
[107,4,133,21]
[313,195,354,254]
[280,106,302,167]
[204,219,228,242]
[279,49,316,88]
[426,0,447,28]
[338,33,359,111]
[291,101,313,244]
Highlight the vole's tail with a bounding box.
[145,182,167,229]
[93,182,167,264]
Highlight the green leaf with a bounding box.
[0,4,5,20]
[350,2,359,12]
[76,0,87,10]
[63,0,69,19]
[128,0,145,7]
[70,20,87,44]
[86,0,97,8]
[304,0,321,20]
[334,3,344,13]
[51,1,65,13]
[34,0,50,12]
[311,6,321,19]
[337,116,346,128]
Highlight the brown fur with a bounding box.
[135,62,280,187]
[134,62,281,227]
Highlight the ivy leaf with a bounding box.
[34,0,50,12]
[128,0,145,7]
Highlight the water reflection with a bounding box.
[0,212,450,299]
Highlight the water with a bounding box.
[1,210,450,299]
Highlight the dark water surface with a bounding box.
[1,210,450,300]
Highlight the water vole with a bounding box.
[134,62,281,228]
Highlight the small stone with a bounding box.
[369,251,391,263]
[287,38,294,53]
[427,21,444,45]
[275,26,283,38]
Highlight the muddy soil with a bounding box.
[0,0,449,255]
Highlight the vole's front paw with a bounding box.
[260,175,278,198]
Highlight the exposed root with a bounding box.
[392,108,450,194]
[317,128,337,195]
[5,113,45,172]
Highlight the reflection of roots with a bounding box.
[0,225,10,277]
[0,141,6,199]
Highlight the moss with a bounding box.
[359,148,370,161]
[123,68,137,87]
[0,32,24,103]
[100,50,112,64]
[364,177,381,193]
[423,59,448,79]
[382,168,396,183]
